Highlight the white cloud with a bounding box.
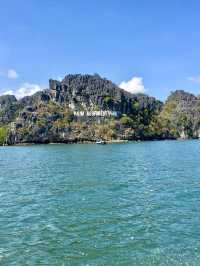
[188,75,200,83]
[7,69,18,79]
[1,83,44,99]
[119,76,146,94]
[0,69,19,79]
[15,83,43,99]
[2,90,15,95]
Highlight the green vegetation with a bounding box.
[132,101,140,112]
[104,96,114,108]
[0,74,199,144]
[96,123,116,140]
[35,119,46,128]
[120,115,133,127]
[0,126,8,145]
[53,118,69,128]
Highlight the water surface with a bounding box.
[1,141,200,265]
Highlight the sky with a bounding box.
[1,0,200,100]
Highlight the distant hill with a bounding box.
[0,74,199,145]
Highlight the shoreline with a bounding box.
[1,138,198,146]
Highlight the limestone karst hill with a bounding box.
[0,74,200,144]
[49,74,161,116]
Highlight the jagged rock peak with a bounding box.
[49,73,122,95]
[0,95,17,106]
[167,90,197,102]
[48,74,161,114]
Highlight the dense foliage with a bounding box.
[0,126,8,145]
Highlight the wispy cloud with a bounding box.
[2,90,14,96]
[0,69,19,79]
[2,82,44,99]
[7,69,18,79]
[188,75,200,83]
[119,76,146,94]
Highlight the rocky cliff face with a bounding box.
[159,90,200,138]
[0,95,21,124]
[0,74,199,145]
[49,74,161,116]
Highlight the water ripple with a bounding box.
[0,141,200,265]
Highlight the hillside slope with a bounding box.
[0,74,199,144]
[159,90,200,139]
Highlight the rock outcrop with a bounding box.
[49,74,161,116]
[0,74,199,145]
[159,90,200,138]
[0,95,21,124]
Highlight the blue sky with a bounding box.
[1,0,200,100]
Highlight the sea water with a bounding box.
[0,141,200,265]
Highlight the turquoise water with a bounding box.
[1,141,200,265]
